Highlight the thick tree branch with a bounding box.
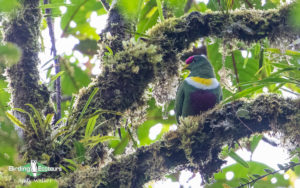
[69,3,300,137]
[148,3,299,53]
[3,0,50,137]
[59,95,300,187]
[99,0,110,12]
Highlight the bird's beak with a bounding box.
[182,64,189,70]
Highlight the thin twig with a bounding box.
[261,136,278,147]
[258,45,264,75]
[99,0,110,12]
[184,0,194,13]
[231,53,241,92]
[236,162,300,188]
[281,87,300,96]
[44,0,61,122]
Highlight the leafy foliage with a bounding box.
[207,161,289,188]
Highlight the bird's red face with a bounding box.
[183,56,194,70]
[185,56,194,64]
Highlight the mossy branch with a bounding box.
[59,95,300,187]
[4,0,50,137]
[65,3,300,161]
[148,3,299,52]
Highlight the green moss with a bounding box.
[70,39,162,143]
[236,108,250,119]
[277,98,300,149]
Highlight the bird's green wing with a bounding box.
[175,82,184,123]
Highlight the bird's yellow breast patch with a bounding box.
[190,77,213,86]
[185,77,219,90]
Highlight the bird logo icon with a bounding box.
[30,160,38,178]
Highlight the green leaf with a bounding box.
[5,112,26,130]
[67,165,76,171]
[26,104,45,136]
[59,164,69,173]
[228,150,249,168]
[116,0,143,21]
[97,135,119,142]
[81,135,119,148]
[113,133,129,155]
[223,85,264,103]
[250,135,263,153]
[264,168,273,173]
[54,118,66,127]
[50,71,65,83]
[252,174,261,178]
[105,46,114,56]
[63,158,78,167]
[44,113,54,129]
[41,56,59,69]
[137,98,176,146]
[13,108,39,137]
[208,162,288,188]
[0,145,16,166]
[156,0,164,21]
[73,39,98,56]
[74,141,85,163]
[0,122,18,166]
[25,104,43,125]
[253,77,298,85]
[0,43,22,66]
[77,87,99,124]
[266,48,300,56]
[60,0,104,39]
[277,164,285,170]
[164,0,186,17]
[240,177,249,183]
[41,0,65,17]
[51,130,68,141]
[136,0,159,38]
[0,0,19,12]
[85,115,99,137]
[40,2,74,9]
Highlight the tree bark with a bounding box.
[4,0,50,137]
[59,95,300,187]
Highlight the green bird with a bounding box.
[175,55,222,123]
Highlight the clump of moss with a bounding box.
[147,17,189,106]
[277,98,300,151]
[71,39,162,138]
